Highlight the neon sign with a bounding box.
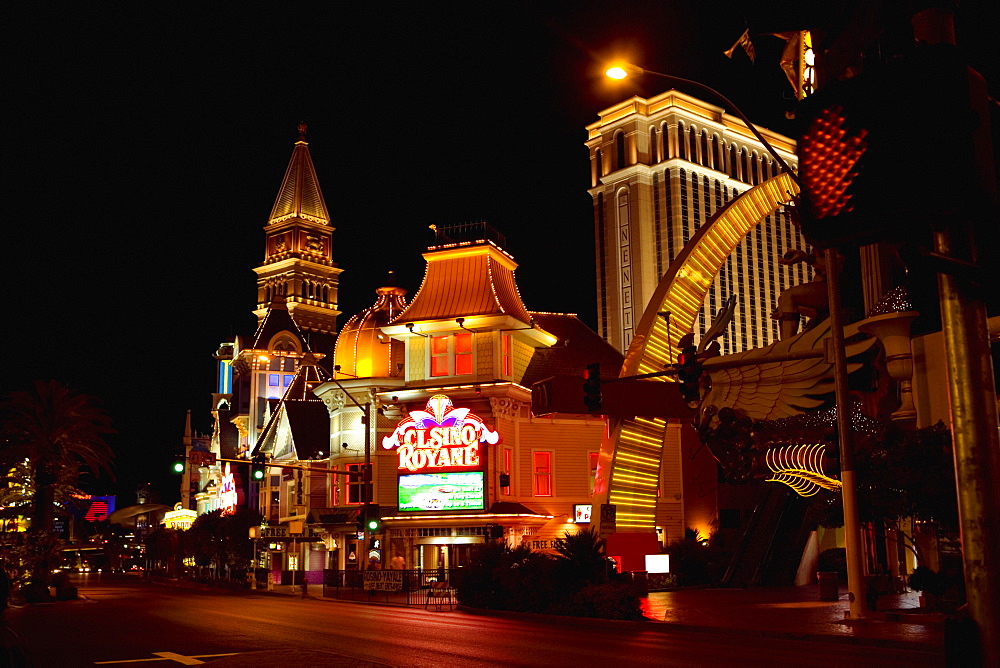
[218,462,238,515]
[382,394,499,473]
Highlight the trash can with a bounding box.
[817,571,839,601]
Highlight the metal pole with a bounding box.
[934,226,1000,666]
[362,401,371,571]
[824,248,867,619]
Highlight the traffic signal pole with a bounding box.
[824,249,868,620]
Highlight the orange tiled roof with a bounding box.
[390,242,532,326]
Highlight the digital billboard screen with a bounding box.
[397,472,485,512]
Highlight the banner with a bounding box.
[363,570,403,591]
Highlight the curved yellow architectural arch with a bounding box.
[595,173,799,532]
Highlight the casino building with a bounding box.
[586,89,807,355]
[204,128,708,586]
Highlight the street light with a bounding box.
[329,367,374,569]
[607,61,867,619]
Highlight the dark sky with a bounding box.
[5,2,996,504]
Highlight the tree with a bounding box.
[1,381,115,599]
[551,527,609,587]
[0,380,115,533]
[184,507,263,581]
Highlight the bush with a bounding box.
[457,531,644,620]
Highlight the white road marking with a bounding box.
[94,651,237,665]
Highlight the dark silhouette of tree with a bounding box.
[552,527,609,586]
[1,381,115,598]
[185,507,263,581]
[1,380,115,533]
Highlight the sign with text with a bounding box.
[363,570,403,591]
[398,472,485,512]
[599,503,616,537]
[574,504,593,523]
[382,394,499,473]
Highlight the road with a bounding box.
[6,576,943,667]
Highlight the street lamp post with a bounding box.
[607,64,866,617]
[328,371,373,570]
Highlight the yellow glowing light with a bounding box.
[606,66,628,79]
[258,355,270,362]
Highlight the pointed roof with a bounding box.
[390,240,532,326]
[253,355,331,460]
[268,123,330,226]
[250,294,311,353]
[519,312,625,387]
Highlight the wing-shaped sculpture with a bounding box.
[699,318,875,432]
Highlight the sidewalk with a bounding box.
[642,584,945,650]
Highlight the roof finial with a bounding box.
[297,121,307,141]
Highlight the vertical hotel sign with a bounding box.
[382,394,499,472]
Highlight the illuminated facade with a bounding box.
[306,224,626,572]
[586,90,808,354]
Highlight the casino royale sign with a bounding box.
[382,394,500,473]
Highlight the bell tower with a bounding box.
[254,123,341,356]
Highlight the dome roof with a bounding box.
[334,275,408,379]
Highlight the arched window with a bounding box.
[677,122,687,161]
[752,152,761,185]
[649,126,658,163]
[687,127,697,164]
[728,144,737,179]
[662,122,671,159]
[700,131,710,168]
[595,148,603,183]
[740,149,750,184]
[615,132,626,171]
[713,135,724,171]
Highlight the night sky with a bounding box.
[6,2,997,504]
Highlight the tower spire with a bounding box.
[253,125,342,368]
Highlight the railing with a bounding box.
[321,568,466,606]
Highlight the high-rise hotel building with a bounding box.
[586,90,809,355]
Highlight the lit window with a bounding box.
[283,374,294,387]
[589,452,599,496]
[533,451,552,497]
[501,334,512,376]
[502,448,512,496]
[454,332,473,375]
[429,333,474,377]
[346,463,371,504]
[268,374,279,386]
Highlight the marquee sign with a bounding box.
[382,394,499,473]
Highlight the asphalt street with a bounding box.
[5,576,944,667]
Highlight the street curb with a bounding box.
[457,605,943,652]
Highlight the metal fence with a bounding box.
[321,568,465,606]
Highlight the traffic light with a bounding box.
[796,45,987,249]
[365,504,381,533]
[676,335,702,405]
[583,363,602,412]
[250,455,266,482]
[170,454,185,475]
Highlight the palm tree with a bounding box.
[0,380,115,534]
[552,526,610,587]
